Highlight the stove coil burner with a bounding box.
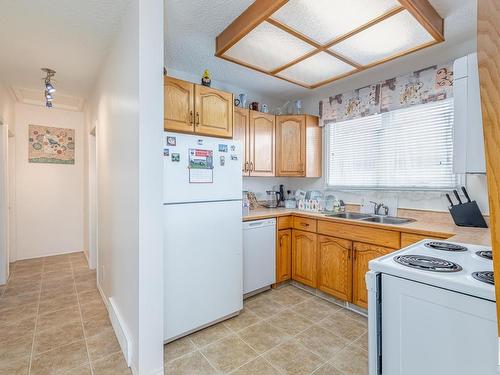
[424,241,468,252]
[472,271,494,285]
[476,251,493,261]
[394,255,463,272]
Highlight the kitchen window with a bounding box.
[327,98,457,190]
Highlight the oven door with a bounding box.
[381,274,498,375]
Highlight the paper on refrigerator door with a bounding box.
[188,148,213,183]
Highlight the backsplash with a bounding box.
[243,174,489,215]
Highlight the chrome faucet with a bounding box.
[369,201,389,216]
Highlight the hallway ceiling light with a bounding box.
[41,68,56,108]
[215,0,444,89]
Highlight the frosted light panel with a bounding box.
[277,52,355,85]
[223,21,315,71]
[329,10,435,65]
[272,0,400,44]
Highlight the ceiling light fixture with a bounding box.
[41,68,56,108]
[215,0,444,89]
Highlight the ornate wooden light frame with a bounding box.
[215,0,444,89]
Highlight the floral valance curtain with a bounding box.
[319,63,454,126]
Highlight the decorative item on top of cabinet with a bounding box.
[277,229,292,283]
[164,76,195,133]
[276,115,322,177]
[164,76,233,138]
[234,107,250,175]
[248,110,275,176]
[317,235,353,302]
[352,242,393,308]
[291,229,317,288]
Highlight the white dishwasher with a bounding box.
[243,218,276,296]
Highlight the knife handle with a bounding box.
[445,193,454,206]
[461,186,472,203]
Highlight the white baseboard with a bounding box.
[15,249,85,261]
[108,297,133,366]
[97,285,134,370]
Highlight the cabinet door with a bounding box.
[317,235,353,301]
[276,115,305,176]
[292,230,317,288]
[194,85,233,138]
[164,76,194,132]
[353,242,393,308]
[234,107,250,176]
[277,229,292,283]
[249,111,275,176]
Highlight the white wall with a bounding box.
[12,103,84,260]
[167,68,284,111]
[86,0,164,373]
[0,82,14,283]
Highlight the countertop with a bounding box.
[243,207,491,247]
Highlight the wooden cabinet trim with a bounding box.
[234,107,250,175]
[276,115,306,176]
[317,235,353,302]
[352,241,393,308]
[164,76,195,133]
[276,229,292,282]
[277,216,293,230]
[249,110,275,176]
[400,232,447,248]
[291,229,318,288]
[317,220,400,249]
[194,84,233,138]
[293,216,317,232]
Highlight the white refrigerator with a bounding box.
[163,132,243,342]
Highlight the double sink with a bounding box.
[325,212,415,225]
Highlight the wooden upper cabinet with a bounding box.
[276,115,322,177]
[292,229,317,288]
[305,115,322,178]
[234,107,250,176]
[317,235,353,302]
[194,85,233,138]
[164,76,194,132]
[276,115,306,176]
[352,242,393,308]
[249,110,275,176]
[277,229,292,283]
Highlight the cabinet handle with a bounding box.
[300,222,309,227]
[189,111,194,125]
[244,162,249,172]
[250,162,254,171]
[196,112,200,126]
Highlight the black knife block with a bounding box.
[449,201,488,228]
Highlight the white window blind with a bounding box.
[327,98,456,189]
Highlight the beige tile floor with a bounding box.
[164,285,368,375]
[0,252,130,375]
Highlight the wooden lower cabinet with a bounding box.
[292,230,317,288]
[317,235,353,302]
[276,229,292,282]
[352,242,393,308]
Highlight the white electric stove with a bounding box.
[367,239,498,375]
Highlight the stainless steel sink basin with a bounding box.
[359,216,415,225]
[325,212,372,220]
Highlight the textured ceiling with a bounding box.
[165,0,477,100]
[0,0,131,99]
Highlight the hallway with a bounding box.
[0,252,129,374]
